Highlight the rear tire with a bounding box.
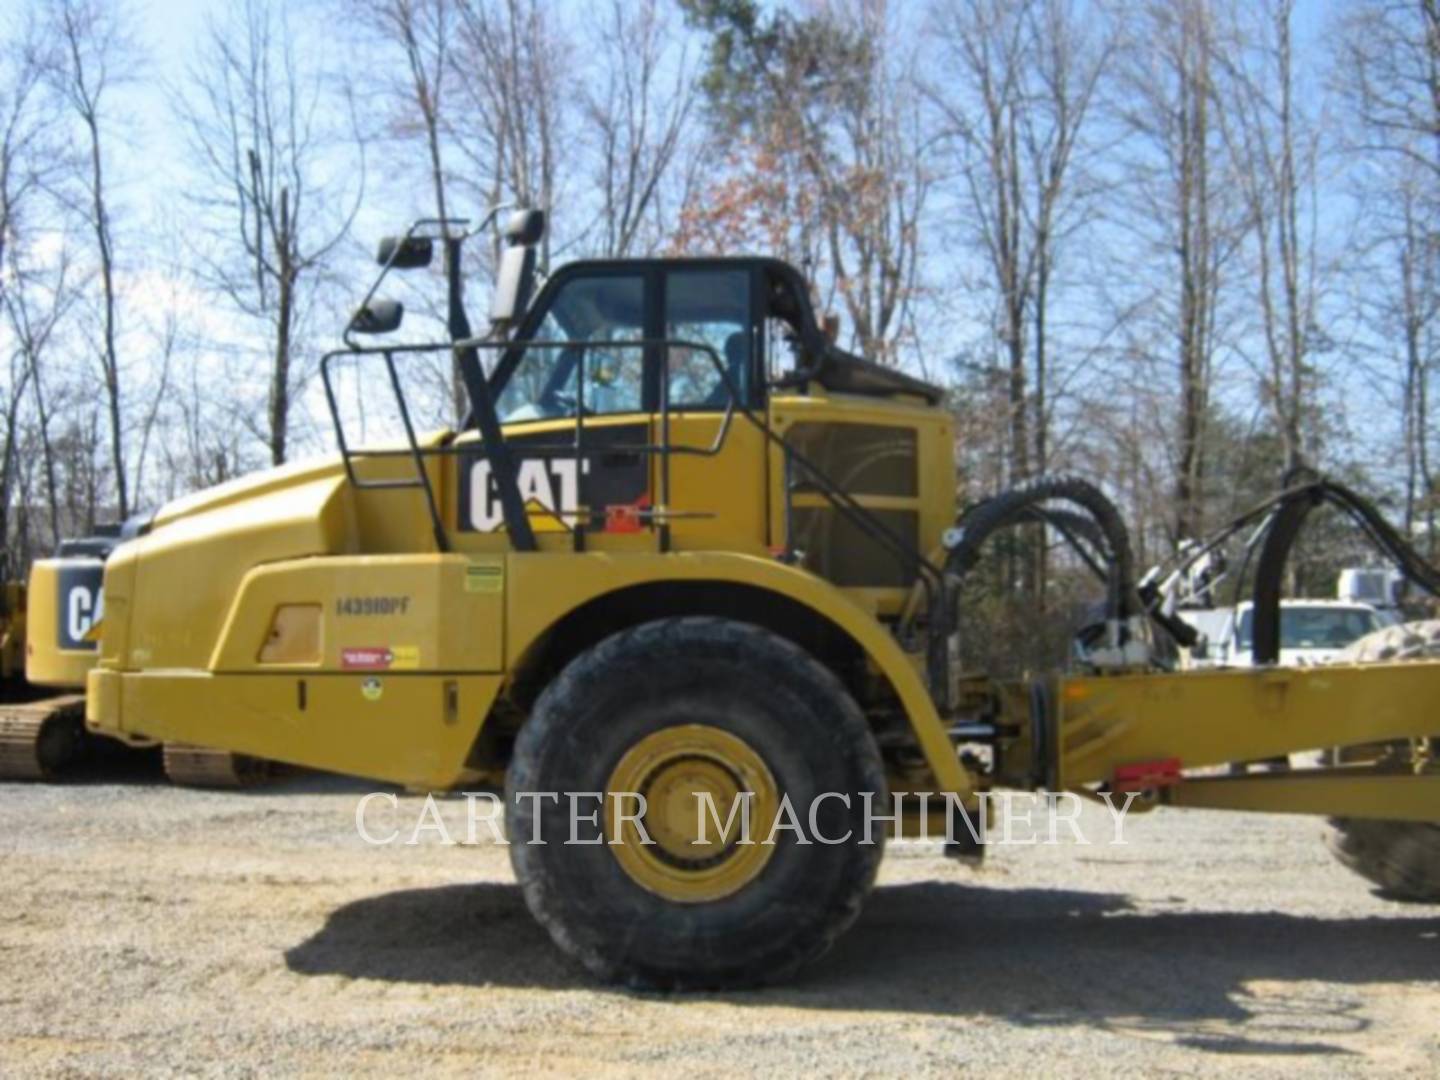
[506,617,887,989]
[1325,817,1440,901]
[1323,620,1440,901]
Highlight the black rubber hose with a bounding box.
[1250,489,1321,664]
[1319,481,1440,595]
[1247,477,1440,664]
[1014,507,1113,581]
[947,474,1138,622]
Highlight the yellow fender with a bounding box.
[504,551,974,800]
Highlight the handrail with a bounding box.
[320,337,737,552]
[321,331,949,694]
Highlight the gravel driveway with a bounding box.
[1,759,1437,1077]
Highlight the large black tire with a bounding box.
[1324,620,1440,901]
[506,617,887,989]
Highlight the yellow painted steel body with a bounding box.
[80,370,1440,825]
[86,390,971,797]
[23,560,98,690]
[88,546,967,792]
[1039,662,1440,822]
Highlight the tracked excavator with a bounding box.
[1,533,270,787]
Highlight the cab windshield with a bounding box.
[494,274,646,422]
[492,267,755,423]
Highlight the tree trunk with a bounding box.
[84,111,127,518]
[269,190,294,467]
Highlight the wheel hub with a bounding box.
[604,724,779,903]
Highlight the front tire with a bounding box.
[506,617,887,989]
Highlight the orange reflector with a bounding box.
[605,504,644,533]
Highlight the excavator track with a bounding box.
[0,695,87,781]
[162,744,273,789]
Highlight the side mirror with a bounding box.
[490,209,545,328]
[503,209,546,246]
[376,235,433,269]
[349,299,404,334]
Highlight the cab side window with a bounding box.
[664,270,751,410]
[497,274,646,422]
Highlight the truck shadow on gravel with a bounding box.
[285,879,1437,1049]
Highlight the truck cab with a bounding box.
[1222,600,1388,668]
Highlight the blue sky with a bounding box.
[89,0,1410,497]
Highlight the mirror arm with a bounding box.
[345,220,427,350]
[457,202,514,244]
[343,206,513,351]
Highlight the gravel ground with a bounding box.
[1,756,1437,1078]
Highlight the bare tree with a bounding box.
[929,0,1112,489]
[925,0,1111,604]
[158,354,255,498]
[1220,0,1327,474]
[679,0,932,364]
[585,0,696,258]
[1336,1,1440,552]
[47,0,131,515]
[0,14,50,280]
[1385,174,1438,553]
[359,0,457,230]
[348,0,471,418]
[2,240,80,552]
[1111,0,1247,543]
[175,0,364,466]
[1,14,68,555]
[449,0,567,268]
[1335,0,1440,185]
[0,319,33,552]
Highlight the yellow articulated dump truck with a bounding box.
[1,534,269,787]
[82,208,1440,988]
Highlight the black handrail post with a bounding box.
[659,340,672,553]
[573,342,588,553]
[321,354,362,489]
[383,349,450,553]
[445,232,537,554]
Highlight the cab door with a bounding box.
[448,262,771,557]
[658,265,769,556]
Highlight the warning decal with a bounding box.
[341,646,420,671]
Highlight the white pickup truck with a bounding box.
[1184,600,1396,669]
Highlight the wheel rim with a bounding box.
[604,724,780,903]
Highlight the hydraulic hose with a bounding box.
[944,474,1138,623]
[1141,472,1440,665]
[1246,477,1440,664]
